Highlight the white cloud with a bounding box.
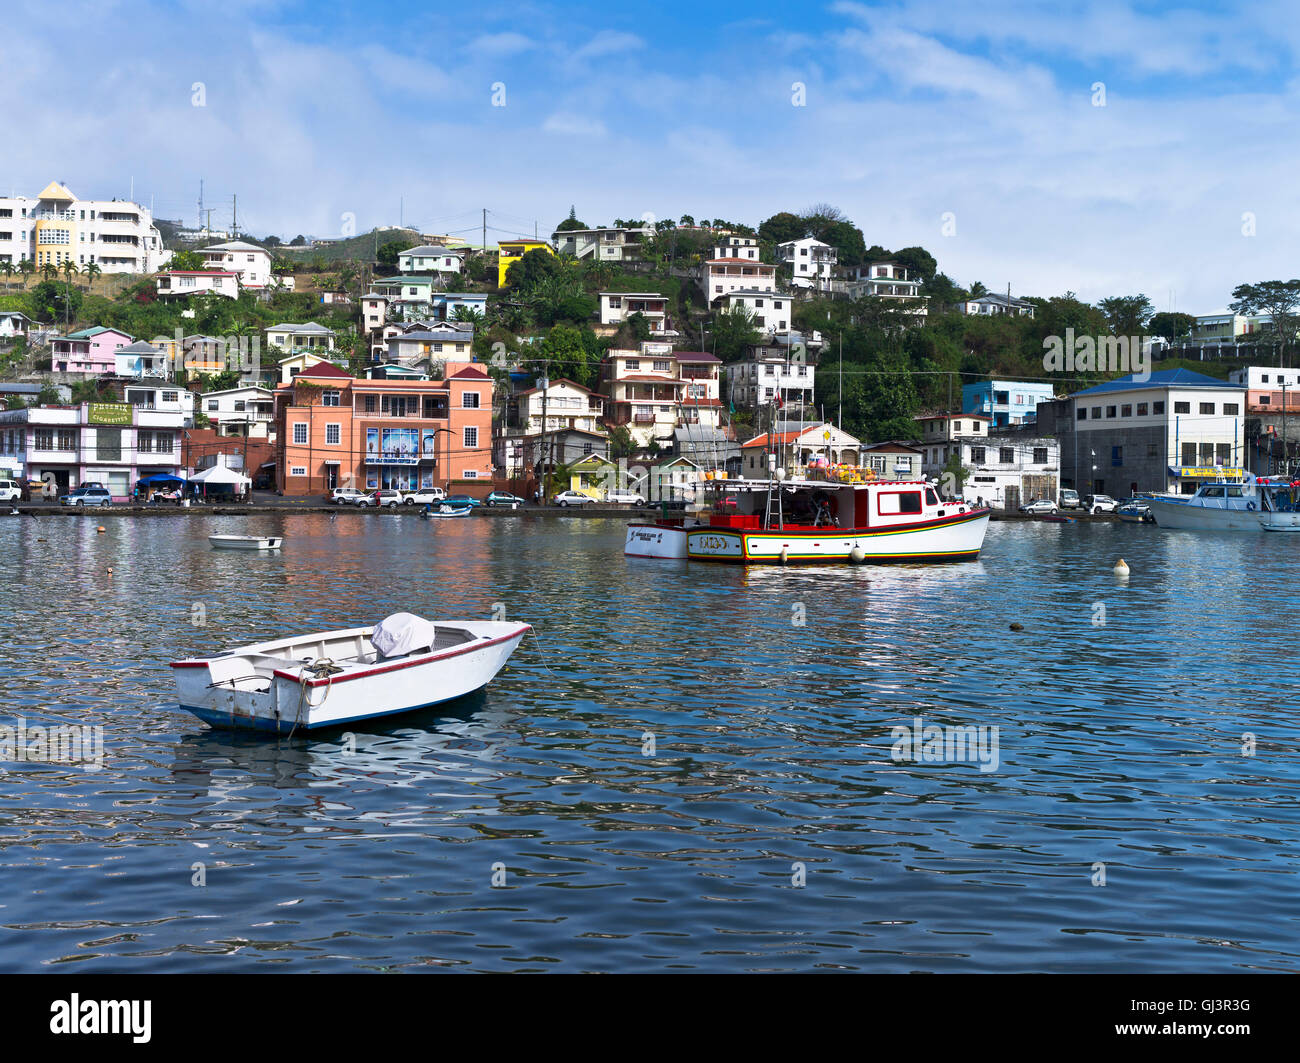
[541,112,607,137]
[468,32,536,58]
[571,30,644,62]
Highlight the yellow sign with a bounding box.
[1172,466,1244,479]
[88,403,132,426]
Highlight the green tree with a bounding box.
[290,234,307,246]
[1097,294,1154,336]
[83,261,102,291]
[36,380,61,406]
[757,211,808,245]
[5,394,25,410]
[922,272,966,311]
[538,323,595,388]
[377,238,416,267]
[1229,280,1300,365]
[1148,312,1196,343]
[555,206,587,233]
[0,262,13,292]
[168,249,205,270]
[18,259,35,287]
[40,262,58,283]
[506,247,563,290]
[29,280,82,323]
[706,304,762,362]
[892,246,939,283]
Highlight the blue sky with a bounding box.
[5,0,1299,310]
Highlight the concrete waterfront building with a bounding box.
[1048,368,1246,496]
[200,386,276,438]
[274,361,493,495]
[599,344,723,449]
[0,400,184,498]
[954,434,1059,509]
[1226,366,1300,413]
[0,181,169,272]
[917,411,992,474]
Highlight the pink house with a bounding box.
[52,326,134,376]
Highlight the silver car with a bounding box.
[61,486,113,507]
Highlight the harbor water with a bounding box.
[0,512,1297,971]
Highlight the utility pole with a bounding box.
[232,194,237,237]
[482,209,487,253]
[540,372,549,502]
[198,178,204,232]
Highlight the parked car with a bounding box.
[330,487,366,505]
[485,491,524,509]
[605,488,647,506]
[1019,498,1059,515]
[553,490,596,507]
[0,479,21,503]
[405,488,447,506]
[60,486,113,507]
[373,489,406,508]
[443,494,482,508]
[1059,489,1082,510]
[1084,494,1118,514]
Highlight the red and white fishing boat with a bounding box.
[171,613,530,733]
[625,474,990,564]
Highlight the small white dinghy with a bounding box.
[171,613,531,733]
[422,504,471,519]
[209,534,283,550]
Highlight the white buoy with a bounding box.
[849,546,866,563]
[1113,558,1130,575]
[779,546,789,565]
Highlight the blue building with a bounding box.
[962,379,1055,427]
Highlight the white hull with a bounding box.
[624,523,689,559]
[1261,514,1300,532]
[209,535,283,550]
[1148,498,1261,532]
[686,511,989,564]
[171,620,530,733]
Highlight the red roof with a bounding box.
[706,258,775,266]
[162,270,237,277]
[295,362,353,380]
[448,363,491,380]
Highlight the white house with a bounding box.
[739,422,862,478]
[958,293,1035,317]
[944,435,1059,508]
[916,411,992,472]
[0,180,169,272]
[122,383,195,425]
[727,352,815,411]
[200,386,276,438]
[359,292,389,335]
[513,378,605,436]
[699,237,776,305]
[778,237,836,291]
[385,326,474,365]
[551,226,652,262]
[0,311,31,339]
[716,290,793,333]
[598,291,672,333]
[199,241,275,290]
[398,245,466,274]
[844,261,928,317]
[155,270,240,301]
[598,343,723,448]
[265,322,336,353]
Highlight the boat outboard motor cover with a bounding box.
[371,613,438,658]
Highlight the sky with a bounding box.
[5,0,1300,312]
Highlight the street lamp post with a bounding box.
[432,426,455,494]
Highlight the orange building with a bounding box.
[274,361,494,496]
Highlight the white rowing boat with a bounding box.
[209,534,283,550]
[171,613,531,733]
[422,504,471,518]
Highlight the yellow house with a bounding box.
[497,239,553,287]
[34,181,77,269]
[568,454,617,498]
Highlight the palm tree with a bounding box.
[40,262,58,283]
[60,260,80,328]
[0,262,13,293]
[18,259,35,288]
[83,262,102,291]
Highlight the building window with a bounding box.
[325,424,341,445]
[1121,404,1132,417]
[322,390,340,406]
[625,359,640,370]
[999,447,1014,464]
[293,423,308,445]
[463,469,478,479]
[364,395,377,413]
[1077,408,1087,420]
[1182,442,1197,465]
[1136,402,1148,416]
[1092,407,1102,418]
[462,392,480,409]
[1147,443,1159,458]
[653,360,671,372]
[1199,402,1215,415]
[207,400,219,411]
[1112,445,1123,466]
[463,426,478,448]
[1224,403,1239,416]
[970,446,986,463]
[1033,447,1048,464]
[290,466,306,477]
[1174,401,1190,414]
[1106,406,1117,418]
[1154,401,1165,415]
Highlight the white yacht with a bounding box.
[1148,474,1300,532]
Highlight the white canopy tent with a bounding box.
[189,465,252,486]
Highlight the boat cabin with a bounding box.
[701,476,968,532]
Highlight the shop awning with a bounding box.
[138,473,187,485]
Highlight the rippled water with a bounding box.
[0,511,1297,971]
